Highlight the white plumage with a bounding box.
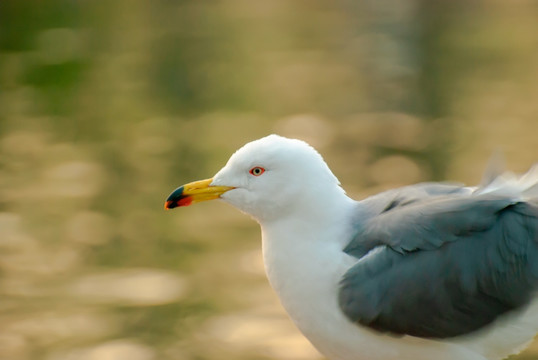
[166,135,538,360]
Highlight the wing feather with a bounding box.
[339,195,538,339]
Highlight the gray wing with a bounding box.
[339,191,538,339]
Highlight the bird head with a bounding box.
[165,135,345,222]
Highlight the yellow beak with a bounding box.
[164,178,235,209]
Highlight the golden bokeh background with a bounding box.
[0,1,537,359]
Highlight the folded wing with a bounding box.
[339,191,538,339]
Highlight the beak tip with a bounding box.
[164,186,185,210]
[164,200,176,210]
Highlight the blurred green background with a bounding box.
[0,1,537,359]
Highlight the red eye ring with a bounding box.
[249,167,265,176]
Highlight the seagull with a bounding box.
[165,134,538,360]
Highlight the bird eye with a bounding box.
[249,167,265,176]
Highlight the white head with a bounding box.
[165,135,347,223]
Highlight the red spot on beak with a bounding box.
[177,196,193,207]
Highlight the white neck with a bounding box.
[259,194,358,352]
